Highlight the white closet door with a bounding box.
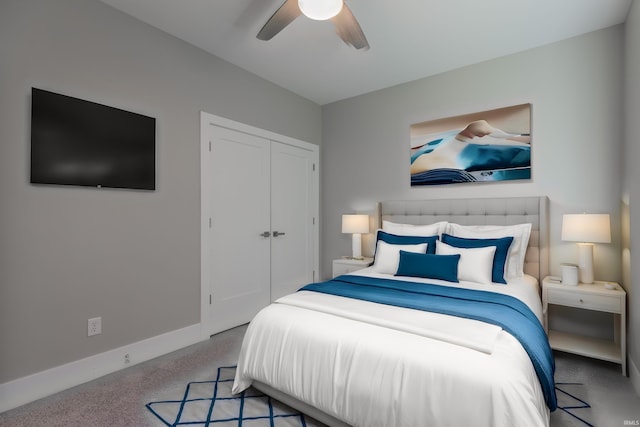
[270,141,316,301]
[204,125,271,335]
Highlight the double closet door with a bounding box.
[201,115,319,337]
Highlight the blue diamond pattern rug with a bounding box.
[555,382,593,427]
[146,366,316,426]
[147,367,593,426]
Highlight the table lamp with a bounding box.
[561,213,611,284]
[342,214,369,259]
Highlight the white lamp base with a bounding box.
[351,233,363,259]
[577,243,595,284]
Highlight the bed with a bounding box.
[233,196,554,427]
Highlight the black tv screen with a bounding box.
[30,88,156,190]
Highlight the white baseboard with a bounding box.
[0,323,204,413]
[630,356,640,397]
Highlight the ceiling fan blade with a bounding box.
[331,3,369,50]
[257,0,302,41]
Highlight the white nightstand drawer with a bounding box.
[547,288,621,313]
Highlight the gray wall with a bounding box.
[322,26,623,280]
[321,28,625,335]
[0,0,321,383]
[623,1,640,390]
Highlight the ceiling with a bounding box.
[98,0,632,105]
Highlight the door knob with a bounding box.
[273,231,286,237]
[260,231,271,238]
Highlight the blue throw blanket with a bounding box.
[300,274,557,411]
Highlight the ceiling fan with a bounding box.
[257,0,369,50]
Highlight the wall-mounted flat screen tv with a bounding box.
[30,88,156,190]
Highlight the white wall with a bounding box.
[0,0,321,384]
[623,0,640,393]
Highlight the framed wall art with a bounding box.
[410,104,531,186]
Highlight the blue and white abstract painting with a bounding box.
[410,104,531,186]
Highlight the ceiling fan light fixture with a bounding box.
[298,0,343,21]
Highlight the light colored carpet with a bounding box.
[0,325,250,427]
[1,324,639,426]
[550,351,640,427]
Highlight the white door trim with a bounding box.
[200,111,319,340]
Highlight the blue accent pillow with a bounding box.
[395,251,460,282]
[376,230,438,254]
[441,234,514,284]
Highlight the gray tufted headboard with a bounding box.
[377,196,549,281]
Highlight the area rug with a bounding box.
[555,382,594,427]
[147,366,593,427]
[146,366,319,426]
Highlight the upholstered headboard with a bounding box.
[377,197,549,281]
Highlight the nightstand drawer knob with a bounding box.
[580,299,584,303]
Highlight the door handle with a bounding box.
[260,231,271,238]
[273,231,286,237]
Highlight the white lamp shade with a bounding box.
[298,0,343,20]
[342,214,369,234]
[561,213,610,284]
[561,214,611,243]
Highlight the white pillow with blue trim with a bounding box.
[373,241,429,275]
[444,222,531,278]
[436,240,496,284]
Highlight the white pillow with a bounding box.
[382,220,448,237]
[436,240,496,284]
[373,241,429,275]
[444,223,532,278]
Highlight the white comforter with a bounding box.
[233,268,550,427]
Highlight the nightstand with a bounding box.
[332,257,373,278]
[542,276,626,375]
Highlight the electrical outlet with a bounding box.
[87,317,102,336]
[124,353,131,364]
